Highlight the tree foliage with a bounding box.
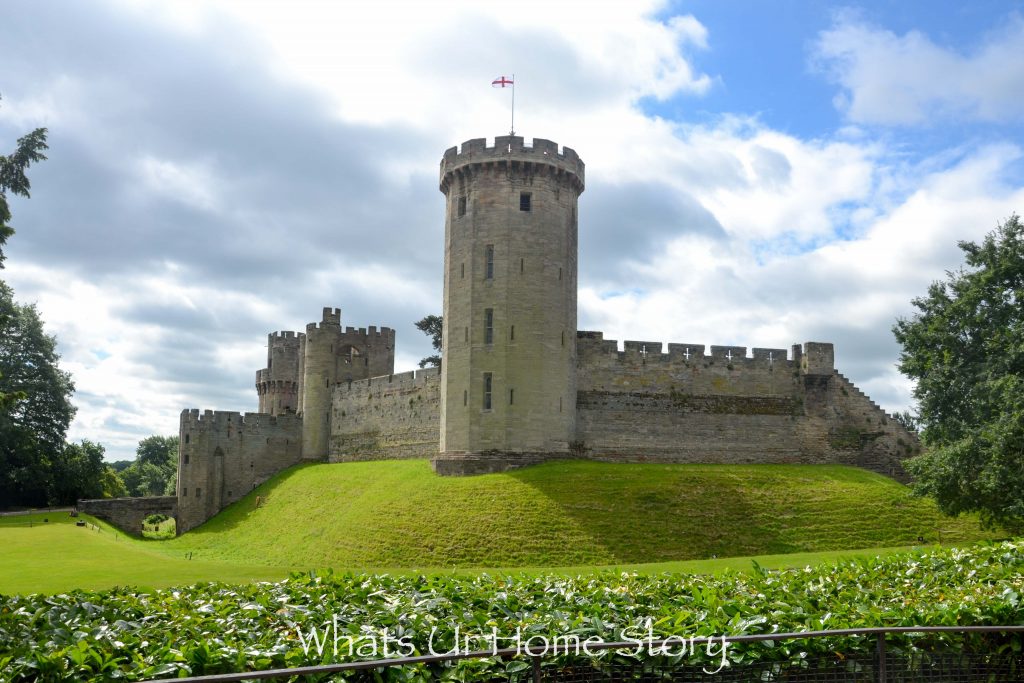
[0,282,76,507]
[0,96,49,414]
[893,214,1024,528]
[415,314,442,368]
[48,440,108,505]
[0,94,49,269]
[120,435,179,497]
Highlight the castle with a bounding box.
[81,136,920,535]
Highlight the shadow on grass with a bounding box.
[504,460,778,563]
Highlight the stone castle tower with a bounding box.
[71,133,915,536]
[435,136,585,471]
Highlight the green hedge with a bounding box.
[1,541,1022,681]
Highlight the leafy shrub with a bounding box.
[1,541,1023,681]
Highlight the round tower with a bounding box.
[256,331,301,415]
[433,135,585,474]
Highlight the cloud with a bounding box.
[579,141,1024,415]
[813,12,1024,125]
[2,0,1022,464]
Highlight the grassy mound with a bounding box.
[157,460,1000,569]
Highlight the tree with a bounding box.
[0,94,49,269]
[120,435,178,497]
[0,282,76,507]
[100,465,128,499]
[893,214,1024,529]
[0,96,48,413]
[48,440,107,505]
[415,314,443,368]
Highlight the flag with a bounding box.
[492,76,514,88]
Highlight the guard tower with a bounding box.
[434,136,585,474]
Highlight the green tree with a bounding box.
[48,440,107,505]
[415,314,442,368]
[0,282,76,507]
[120,435,178,497]
[0,94,48,269]
[893,214,1024,528]
[100,465,128,498]
[0,95,48,413]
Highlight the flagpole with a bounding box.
[510,73,515,136]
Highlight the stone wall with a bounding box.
[177,409,305,533]
[330,367,441,461]
[563,333,917,480]
[77,496,178,537]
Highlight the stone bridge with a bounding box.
[77,496,178,537]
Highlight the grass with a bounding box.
[0,460,1005,595]
[154,460,1000,568]
[0,513,291,595]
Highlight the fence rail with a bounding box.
[146,625,1024,683]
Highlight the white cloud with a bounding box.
[4,0,1024,462]
[813,12,1024,125]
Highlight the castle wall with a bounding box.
[176,409,304,532]
[570,333,916,480]
[329,367,441,461]
[78,496,178,537]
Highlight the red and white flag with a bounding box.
[492,76,514,88]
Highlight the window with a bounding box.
[185,434,190,444]
[183,488,187,497]
[463,389,468,406]
[184,453,190,465]
[484,308,494,344]
[509,388,515,404]
[520,192,531,211]
[520,258,524,274]
[196,487,202,498]
[485,245,494,279]
[458,196,467,217]
[460,263,465,279]
[561,330,565,347]
[559,267,563,281]
[483,373,492,410]
[510,325,515,341]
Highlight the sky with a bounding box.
[2,0,1024,462]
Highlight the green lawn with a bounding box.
[0,460,1006,595]
[0,513,291,595]
[154,460,1000,569]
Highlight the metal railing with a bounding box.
[145,625,1024,682]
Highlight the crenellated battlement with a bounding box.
[340,326,395,340]
[268,330,302,341]
[180,408,302,431]
[306,307,342,332]
[577,331,798,369]
[440,136,585,193]
[334,366,441,396]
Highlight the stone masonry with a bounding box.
[83,135,918,535]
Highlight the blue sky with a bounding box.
[1,0,1023,460]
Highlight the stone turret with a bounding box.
[256,331,302,415]
[433,136,585,474]
[300,307,396,459]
